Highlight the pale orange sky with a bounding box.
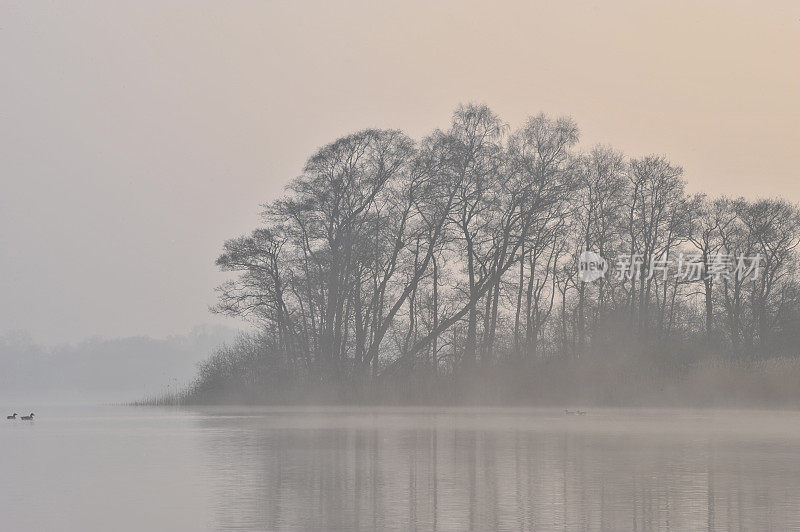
[1,1,798,343]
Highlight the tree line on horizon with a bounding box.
[191,104,800,403]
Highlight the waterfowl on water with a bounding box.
[6,413,16,420]
[565,409,587,416]
[20,413,34,420]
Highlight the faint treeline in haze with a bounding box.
[181,104,800,406]
[0,325,238,404]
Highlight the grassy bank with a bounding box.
[136,352,800,409]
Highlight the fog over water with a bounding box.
[2,2,799,530]
[3,407,800,531]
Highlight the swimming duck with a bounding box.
[20,413,34,420]
[6,413,16,420]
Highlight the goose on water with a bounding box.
[20,413,34,421]
[6,413,16,420]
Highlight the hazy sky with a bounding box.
[1,1,798,344]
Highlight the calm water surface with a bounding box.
[2,406,800,530]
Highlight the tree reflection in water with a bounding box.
[199,408,800,530]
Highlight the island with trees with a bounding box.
[171,104,800,407]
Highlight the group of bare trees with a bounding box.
[212,104,800,389]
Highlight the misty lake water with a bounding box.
[3,407,800,530]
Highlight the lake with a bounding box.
[2,406,800,530]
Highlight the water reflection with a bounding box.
[198,409,800,530]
